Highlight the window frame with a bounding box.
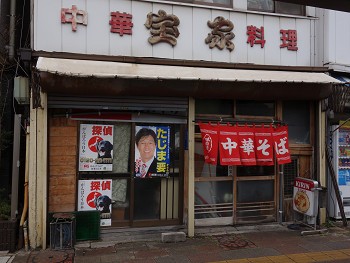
[142,0,233,8]
[247,0,305,16]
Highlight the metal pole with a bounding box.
[11,114,21,220]
[279,165,284,224]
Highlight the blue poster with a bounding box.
[135,126,170,178]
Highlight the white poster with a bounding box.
[78,179,113,226]
[79,124,114,171]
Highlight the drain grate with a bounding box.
[213,234,256,250]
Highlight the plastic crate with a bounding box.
[75,211,100,241]
[50,213,75,250]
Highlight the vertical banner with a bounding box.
[254,125,274,166]
[273,125,292,164]
[199,123,219,165]
[78,179,113,226]
[135,126,170,177]
[219,125,241,165]
[237,126,257,166]
[79,124,114,171]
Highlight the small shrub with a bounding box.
[0,189,10,220]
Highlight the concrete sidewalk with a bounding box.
[3,223,350,263]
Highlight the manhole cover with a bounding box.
[213,234,256,250]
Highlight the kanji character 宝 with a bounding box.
[205,16,235,52]
[110,11,133,36]
[280,29,298,51]
[61,5,87,32]
[247,25,265,48]
[144,10,180,46]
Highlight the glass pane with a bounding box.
[195,181,233,219]
[236,100,275,116]
[134,178,161,220]
[247,0,274,12]
[196,99,233,115]
[237,180,274,203]
[195,141,230,177]
[237,165,275,176]
[283,101,310,144]
[111,178,130,220]
[275,1,304,15]
[112,124,131,173]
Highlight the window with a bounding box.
[161,0,232,7]
[247,0,305,15]
[282,101,310,144]
[196,99,233,116]
[236,100,275,117]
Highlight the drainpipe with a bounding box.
[9,0,16,61]
[20,125,30,251]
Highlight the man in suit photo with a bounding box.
[135,127,159,177]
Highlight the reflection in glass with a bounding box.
[283,101,310,144]
[195,181,233,219]
[195,142,230,177]
[134,178,161,220]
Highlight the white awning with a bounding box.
[36,57,341,84]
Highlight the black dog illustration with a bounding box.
[95,140,113,158]
[94,195,112,213]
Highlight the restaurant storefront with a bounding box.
[29,0,341,248]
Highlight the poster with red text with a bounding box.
[79,124,114,171]
[78,179,113,226]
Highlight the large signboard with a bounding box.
[134,126,170,178]
[293,177,319,217]
[79,124,114,171]
[78,179,113,226]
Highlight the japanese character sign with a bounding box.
[110,11,133,36]
[79,124,114,171]
[205,16,235,52]
[199,123,219,165]
[219,125,241,165]
[144,10,180,46]
[247,25,266,48]
[61,5,87,31]
[237,126,257,166]
[272,125,291,164]
[254,126,274,166]
[78,179,113,226]
[200,123,291,166]
[280,29,298,51]
[135,126,170,178]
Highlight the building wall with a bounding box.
[34,0,315,67]
[48,116,77,212]
[321,8,350,72]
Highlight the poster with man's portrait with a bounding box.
[79,124,114,171]
[134,126,170,178]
